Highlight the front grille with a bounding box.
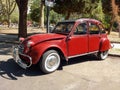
[19,54,30,65]
[18,44,24,53]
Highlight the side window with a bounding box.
[74,23,87,35]
[98,24,106,34]
[89,23,100,34]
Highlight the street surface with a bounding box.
[0,43,120,90]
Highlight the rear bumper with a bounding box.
[12,46,32,69]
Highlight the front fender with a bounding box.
[29,41,67,64]
[99,38,111,51]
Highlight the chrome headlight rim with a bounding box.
[27,41,34,48]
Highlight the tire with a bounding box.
[40,50,60,74]
[97,50,109,60]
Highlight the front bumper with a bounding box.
[12,46,32,69]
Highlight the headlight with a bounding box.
[27,41,34,48]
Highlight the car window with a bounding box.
[89,23,100,34]
[98,24,106,34]
[74,23,87,35]
[52,22,74,34]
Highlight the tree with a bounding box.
[15,0,28,38]
[0,0,16,27]
[53,0,84,19]
[30,0,44,28]
[53,0,103,20]
[30,0,40,11]
[111,0,120,37]
[102,0,120,35]
[30,8,40,22]
[39,0,44,29]
[0,1,4,16]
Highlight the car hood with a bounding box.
[23,33,66,44]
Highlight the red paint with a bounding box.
[18,18,111,64]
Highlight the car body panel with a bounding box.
[13,18,111,68]
[88,34,101,52]
[67,34,88,56]
[28,39,68,64]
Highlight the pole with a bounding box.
[46,6,50,33]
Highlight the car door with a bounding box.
[88,22,101,52]
[67,22,88,57]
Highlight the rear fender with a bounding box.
[99,38,111,52]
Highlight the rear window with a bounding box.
[98,24,106,34]
[89,23,100,34]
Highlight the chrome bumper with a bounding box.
[12,46,32,69]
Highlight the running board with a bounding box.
[68,51,98,59]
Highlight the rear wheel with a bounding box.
[40,50,60,74]
[97,50,108,60]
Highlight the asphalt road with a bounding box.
[0,43,120,90]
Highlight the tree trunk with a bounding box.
[65,12,71,20]
[7,15,11,28]
[16,0,28,38]
[118,22,120,38]
[108,15,114,34]
[111,0,120,37]
[39,2,44,30]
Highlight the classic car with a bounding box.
[13,18,111,73]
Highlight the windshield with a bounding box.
[52,22,75,34]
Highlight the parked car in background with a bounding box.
[13,18,111,73]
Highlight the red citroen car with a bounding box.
[13,18,111,73]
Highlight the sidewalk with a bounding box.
[109,43,120,57]
[0,34,18,43]
[0,28,45,43]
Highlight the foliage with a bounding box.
[29,0,41,23]
[30,0,40,12]
[30,0,63,24]
[102,0,120,35]
[102,0,120,15]
[49,10,63,24]
[53,0,104,20]
[11,12,19,23]
[0,0,16,27]
[30,7,63,24]
[30,8,40,22]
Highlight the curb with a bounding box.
[108,54,120,57]
[111,42,120,44]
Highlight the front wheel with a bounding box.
[97,50,109,60]
[40,50,60,74]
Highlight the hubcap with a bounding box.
[45,53,60,72]
[101,50,108,59]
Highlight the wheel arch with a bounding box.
[38,46,67,64]
[44,47,66,59]
[99,38,111,51]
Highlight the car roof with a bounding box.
[59,18,101,24]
